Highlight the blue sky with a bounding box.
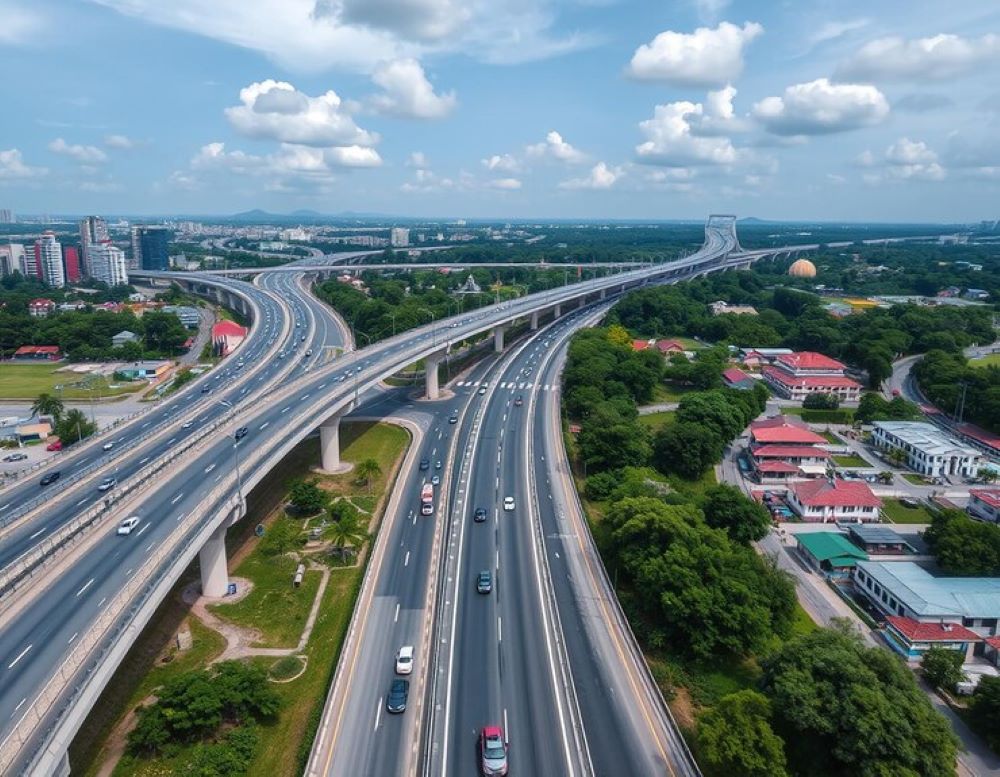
[1,0,999,221]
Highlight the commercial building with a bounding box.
[132,226,171,271]
[0,209,13,224]
[0,243,25,276]
[882,616,981,662]
[162,305,201,328]
[841,523,915,556]
[786,477,882,523]
[87,242,128,287]
[749,415,826,447]
[968,489,1000,523]
[35,232,64,287]
[871,421,980,479]
[761,351,862,402]
[795,532,868,579]
[390,227,410,247]
[118,360,171,380]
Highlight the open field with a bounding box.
[969,353,1000,368]
[0,363,142,400]
[882,497,936,524]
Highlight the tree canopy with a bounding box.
[696,690,788,777]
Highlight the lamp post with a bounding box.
[218,400,244,504]
[418,307,436,347]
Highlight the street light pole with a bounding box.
[218,399,244,504]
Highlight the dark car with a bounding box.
[40,471,61,487]
[514,396,523,407]
[234,426,249,441]
[386,678,409,713]
[448,415,458,424]
[477,570,493,594]
[3,452,27,462]
[201,386,211,394]
[481,726,509,776]
[419,458,430,471]
[474,507,487,523]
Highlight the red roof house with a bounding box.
[655,339,686,354]
[631,339,652,352]
[28,298,55,318]
[774,351,847,374]
[722,367,755,390]
[13,345,62,361]
[886,616,980,644]
[749,416,826,446]
[787,478,882,522]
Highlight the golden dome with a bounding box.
[788,258,817,278]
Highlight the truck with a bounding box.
[420,482,434,516]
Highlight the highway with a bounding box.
[1,221,739,773]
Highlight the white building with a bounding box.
[279,227,309,242]
[786,478,882,523]
[79,216,109,276]
[87,242,128,287]
[871,421,981,478]
[37,232,64,287]
[0,243,25,276]
[968,489,1000,523]
[390,227,410,247]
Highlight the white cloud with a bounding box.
[104,134,137,149]
[338,0,470,42]
[369,59,456,119]
[225,80,378,147]
[189,140,381,187]
[80,179,125,193]
[884,138,945,181]
[487,177,522,190]
[326,145,383,167]
[48,138,108,163]
[752,78,889,135]
[525,131,586,163]
[692,84,751,136]
[809,18,869,47]
[0,2,44,44]
[481,153,520,172]
[855,149,876,167]
[627,21,763,87]
[559,161,623,190]
[635,100,741,166]
[407,151,429,168]
[0,148,45,179]
[837,33,1000,81]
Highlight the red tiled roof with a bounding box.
[775,351,846,371]
[753,445,831,459]
[14,345,60,355]
[212,320,248,338]
[723,367,752,383]
[958,423,1000,453]
[756,460,799,473]
[656,339,685,353]
[631,339,651,351]
[752,415,809,430]
[886,616,980,643]
[986,636,1000,650]
[29,298,54,307]
[970,489,1000,509]
[790,478,882,508]
[762,366,861,390]
[751,426,827,445]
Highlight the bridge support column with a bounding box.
[199,522,231,597]
[554,304,561,318]
[600,289,606,300]
[493,325,506,353]
[529,311,539,330]
[425,350,446,400]
[577,296,586,309]
[319,409,353,473]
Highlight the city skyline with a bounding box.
[0,1,998,221]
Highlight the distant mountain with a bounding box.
[227,208,394,222]
[288,209,325,218]
[230,209,278,221]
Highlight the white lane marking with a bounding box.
[498,616,502,643]
[282,407,291,414]
[171,492,184,505]
[260,422,269,431]
[139,457,149,465]
[504,709,509,744]
[98,597,107,608]
[0,503,9,511]
[374,699,382,731]
[13,697,26,713]
[146,542,155,553]
[205,463,216,473]
[8,644,32,669]
[136,523,150,537]
[394,603,400,623]
[215,474,222,482]
[76,578,94,597]
[404,551,410,567]
[76,497,88,507]
[496,550,500,571]
[167,438,176,446]
[126,568,133,577]
[29,527,47,540]
[67,632,78,645]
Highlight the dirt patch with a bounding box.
[668,685,698,733]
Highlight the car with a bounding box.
[3,452,27,462]
[201,386,211,394]
[306,349,313,356]
[473,507,487,523]
[40,471,61,487]
[434,460,442,470]
[448,415,458,424]
[421,502,434,516]
[234,427,249,440]
[301,335,307,342]
[98,476,117,492]
[480,726,509,776]
[278,352,285,359]
[102,441,115,451]
[386,679,409,713]
[503,496,515,511]
[419,458,430,471]
[449,322,458,328]
[431,474,440,486]
[117,516,140,535]
[477,386,487,396]
[477,570,493,594]
[395,645,414,675]
[183,421,194,429]
[514,396,523,407]
[46,440,63,452]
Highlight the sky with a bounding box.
[1,0,999,222]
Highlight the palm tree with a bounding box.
[886,447,907,467]
[58,408,95,444]
[355,458,382,493]
[979,467,998,484]
[32,392,64,422]
[328,512,368,561]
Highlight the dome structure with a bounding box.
[788,258,817,278]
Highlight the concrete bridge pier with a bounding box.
[199,504,243,597]
[600,288,606,300]
[424,349,446,400]
[577,296,586,309]
[493,325,507,353]
[529,311,539,331]
[554,304,562,318]
[318,407,354,474]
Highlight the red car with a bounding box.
[46,439,63,452]
[480,725,508,776]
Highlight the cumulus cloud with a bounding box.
[559,162,623,190]
[525,131,586,163]
[752,78,889,135]
[0,2,44,44]
[837,33,1000,81]
[884,137,945,180]
[338,0,471,42]
[627,21,763,87]
[48,138,108,163]
[635,100,741,166]
[104,134,138,149]
[482,153,520,172]
[189,140,381,187]
[407,151,429,168]
[487,177,522,190]
[369,59,456,119]
[226,80,377,148]
[0,148,45,179]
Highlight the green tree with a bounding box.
[329,498,359,523]
[287,478,327,515]
[701,484,771,544]
[652,421,723,479]
[355,458,382,493]
[696,690,788,777]
[577,402,651,473]
[970,675,1000,752]
[923,510,1000,576]
[606,323,632,348]
[142,309,190,353]
[760,626,958,777]
[31,392,64,421]
[55,408,97,444]
[258,517,303,557]
[329,510,368,559]
[803,392,840,410]
[921,647,966,691]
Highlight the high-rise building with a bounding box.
[37,232,65,287]
[80,216,109,277]
[88,241,128,287]
[0,244,24,276]
[63,246,82,283]
[390,227,410,247]
[0,209,14,224]
[132,225,170,270]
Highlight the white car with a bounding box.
[98,476,117,492]
[102,441,114,451]
[395,645,414,675]
[117,516,141,535]
[183,421,193,429]
[503,496,515,511]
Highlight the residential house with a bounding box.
[655,339,686,356]
[722,367,755,390]
[12,345,61,361]
[751,445,831,480]
[631,339,653,352]
[762,350,862,402]
[786,477,882,523]
[957,423,1000,460]
[795,532,868,579]
[871,421,980,479]
[162,305,201,328]
[28,298,55,318]
[57,301,87,312]
[968,489,1000,523]
[710,300,758,316]
[15,421,52,441]
[111,330,140,348]
[964,288,990,301]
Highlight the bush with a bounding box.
[803,392,839,410]
[921,647,965,691]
